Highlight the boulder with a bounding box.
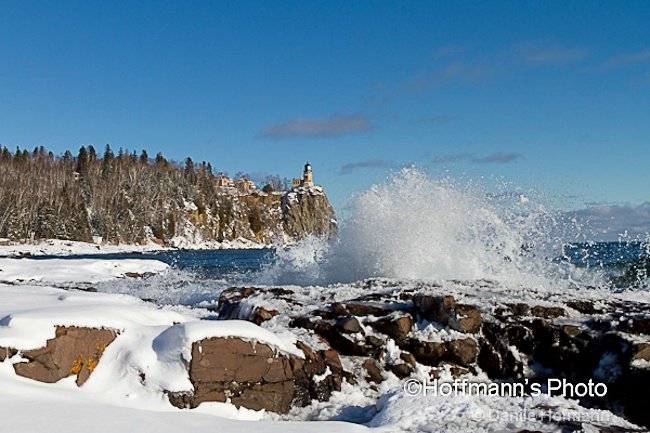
[531,306,565,319]
[13,326,116,386]
[452,304,483,334]
[369,314,413,342]
[335,316,364,334]
[169,336,345,413]
[409,339,446,366]
[314,321,373,356]
[413,294,456,324]
[633,343,650,361]
[445,338,479,367]
[363,358,383,383]
[252,307,280,325]
[186,337,295,413]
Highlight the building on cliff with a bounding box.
[215,174,234,188]
[292,162,314,189]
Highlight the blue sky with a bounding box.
[1,1,649,240]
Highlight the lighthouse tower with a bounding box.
[302,162,314,187]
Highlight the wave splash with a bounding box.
[262,168,592,288]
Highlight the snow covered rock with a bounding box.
[167,336,345,414]
[13,326,117,386]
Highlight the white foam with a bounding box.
[262,168,593,288]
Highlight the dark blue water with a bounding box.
[33,249,276,278]
[32,242,649,290]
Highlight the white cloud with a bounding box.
[340,159,393,175]
[567,202,650,241]
[257,114,372,140]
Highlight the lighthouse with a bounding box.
[303,162,314,187]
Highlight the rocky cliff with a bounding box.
[0,145,337,247]
[171,186,337,247]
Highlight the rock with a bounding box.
[252,307,280,325]
[400,352,417,366]
[566,300,600,314]
[633,343,650,361]
[437,361,470,378]
[185,337,295,413]
[630,316,650,335]
[508,303,530,317]
[13,326,116,386]
[363,358,384,383]
[366,335,385,347]
[409,340,446,366]
[369,314,413,342]
[292,341,344,404]
[390,363,413,378]
[506,323,534,353]
[289,315,316,330]
[0,347,16,361]
[343,302,391,317]
[531,306,565,319]
[314,321,373,356]
[218,286,256,307]
[413,294,456,324]
[452,304,482,333]
[445,338,479,367]
[335,316,364,334]
[282,189,337,240]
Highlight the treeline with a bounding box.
[0,145,292,244]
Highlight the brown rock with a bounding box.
[633,343,650,361]
[410,340,446,366]
[400,352,416,366]
[343,302,391,317]
[531,306,565,319]
[445,338,479,367]
[363,358,384,383]
[13,326,116,386]
[252,307,280,325]
[187,337,295,413]
[437,361,470,378]
[366,335,385,347]
[566,300,599,314]
[314,322,372,356]
[336,316,364,334]
[562,325,582,339]
[369,314,413,342]
[508,303,530,317]
[630,317,650,335]
[0,347,15,361]
[453,304,482,334]
[390,363,413,378]
[413,294,456,325]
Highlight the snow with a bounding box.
[0,258,364,432]
[0,257,169,284]
[0,256,647,433]
[0,238,271,258]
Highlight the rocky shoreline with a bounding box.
[4,278,649,431]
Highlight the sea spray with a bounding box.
[262,168,596,288]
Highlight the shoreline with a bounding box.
[0,238,276,258]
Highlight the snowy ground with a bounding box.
[0,238,268,258]
[0,257,645,433]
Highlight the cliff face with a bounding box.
[181,186,337,246]
[0,146,337,246]
[281,187,337,240]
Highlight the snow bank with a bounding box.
[0,281,365,432]
[0,257,169,285]
[0,238,271,258]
